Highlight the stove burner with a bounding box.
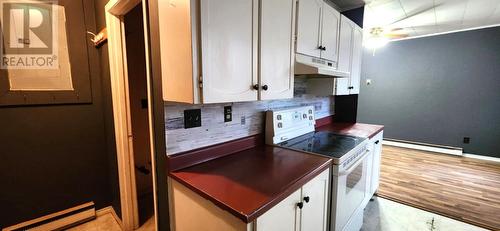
[279,131,366,159]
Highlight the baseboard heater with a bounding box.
[382,138,463,156]
[3,202,96,231]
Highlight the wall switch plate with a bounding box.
[463,137,470,144]
[184,109,201,129]
[224,106,232,122]
[240,116,246,125]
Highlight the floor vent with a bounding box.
[3,202,96,231]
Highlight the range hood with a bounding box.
[295,54,350,78]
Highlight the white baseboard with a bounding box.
[382,140,463,156]
[463,153,500,163]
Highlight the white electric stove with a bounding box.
[266,106,372,231]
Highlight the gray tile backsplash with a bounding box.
[164,77,335,155]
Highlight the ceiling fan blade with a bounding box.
[385,33,409,39]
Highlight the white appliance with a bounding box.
[295,54,350,78]
[266,106,370,231]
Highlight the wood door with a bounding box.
[259,0,295,100]
[349,26,363,95]
[200,0,258,103]
[296,0,323,58]
[255,189,301,231]
[336,15,354,95]
[320,3,340,62]
[300,169,330,231]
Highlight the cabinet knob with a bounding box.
[262,85,269,91]
[252,84,259,90]
[303,196,310,203]
[322,47,326,51]
[296,202,304,209]
[375,140,380,144]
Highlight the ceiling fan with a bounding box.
[366,4,440,40]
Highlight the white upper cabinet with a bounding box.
[200,0,258,104]
[349,26,363,94]
[296,0,323,58]
[336,15,363,95]
[337,16,354,74]
[160,0,295,104]
[259,0,296,101]
[296,0,340,62]
[306,15,364,96]
[320,3,341,62]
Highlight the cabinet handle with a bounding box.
[252,84,259,90]
[317,46,323,50]
[303,196,310,203]
[375,140,380,144]
[296,202,304,209]
[262,85,269,91]
[348,86,354,89]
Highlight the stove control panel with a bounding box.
[265,106,316,145]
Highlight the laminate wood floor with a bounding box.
[378,145,500,230]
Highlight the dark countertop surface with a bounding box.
[169,145,332,223]
[317,122,384,139]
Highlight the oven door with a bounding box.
[335,150,370,231]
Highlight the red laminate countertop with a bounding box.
[169,145,332,223]
[317,122,384,139]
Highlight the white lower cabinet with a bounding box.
[169,169,330,231]
[256,169,330,231]
[369,131,384,196]
[255,190,301,231]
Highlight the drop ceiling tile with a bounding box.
[434,0,467,24]
[488,2,500,24]
[364,0,407,27]
[399,0,434,15]
[462,0,498,25]
[391,8,436,29]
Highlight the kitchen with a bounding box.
[1,0,499,231]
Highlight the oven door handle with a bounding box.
[339,149,370,176]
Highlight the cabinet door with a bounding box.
[349,26,363,95]
[320,3,340,62]
[200,0,258,103]
[296,0,323,58]
[370,131,384,195]
[259,0,295,100]
[255,189,301,231]
[335,16,354,95]
[300,169,330,231]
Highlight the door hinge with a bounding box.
[199,75,203,88]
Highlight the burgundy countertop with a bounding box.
[169,145,332,223]
[317,122,384,139]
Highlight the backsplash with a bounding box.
[164,77,334,155]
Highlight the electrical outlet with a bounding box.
[141,99,148,109]
[240,116,246,125]
[184,109,201,129]
[463,137,470,144]
[224,106,232,122]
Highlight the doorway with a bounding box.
[123,4,155,229]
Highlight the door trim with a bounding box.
[105,0,158,230]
